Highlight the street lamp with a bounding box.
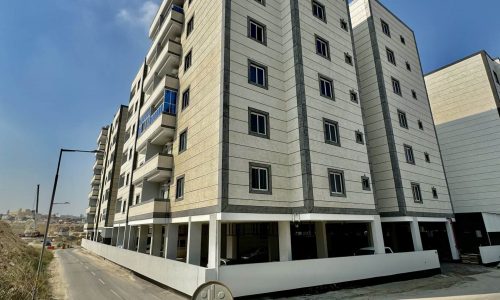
[32,148,103,300]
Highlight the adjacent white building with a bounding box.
[425,50,500,264]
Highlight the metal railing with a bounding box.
[138,89,177,136]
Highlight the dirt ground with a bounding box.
[272,264,500,300]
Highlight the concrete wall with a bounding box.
[479,245,500,264]
[219,250,440,297]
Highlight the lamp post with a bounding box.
[32,148,103,300]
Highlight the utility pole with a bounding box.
[34,184,39,232]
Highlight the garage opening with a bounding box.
[382,222,414,252]
[325,222,371,257]
[291,223,317,260]
[420,222,452,261]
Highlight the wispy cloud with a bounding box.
[116,1,159,30]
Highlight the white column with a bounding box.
[315,222,328,258]
[150,224,163,256]
[446,219,460,260]
[207,214,220,268]
[410,218,423,251]
[278,221,292,261]
[111,228,118,246]
[187,221,202,265]
[127,226,137,251]
[165,224,179,260]
[137,225,149,253]
[371,216,385,254]
[123,226,130,249]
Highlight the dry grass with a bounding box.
[0,221,53,300]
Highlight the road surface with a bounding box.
[54,248,187,300]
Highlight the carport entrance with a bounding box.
[420,222,452,261]
[382,222,414,252]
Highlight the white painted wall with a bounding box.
[479,245,500,264]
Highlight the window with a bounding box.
[392,77,402,95]
[315,36,330,59]
[355,130,364,144]
[386,48,396,65]
[126,174,129,186]
[432,187,438,199]
[400,35,406,44]
[328,169,345,196]
[248,60,268,88]
[319,75,334,99]
[406,61,412,71]
[187,16,194,37]
[494,71,499,84]
[381,20,391,37]
[184,50,192,71]
[340,19,348,31]
[361,176,371,191]
[412,183,422,203]
[324,119,340,146]
[250,163,271,194]
[404,144,415,164]
[248,18,266,45]
[179,129,187,153]
[345,53,353,65]
[398,110,408,129]
[249,108,269,138]
[175,176,185,200]
[350,90,359,103]
[412,90,417,99]
[418,120,424,130]
[312,1,326,22]
[254,0,265,5]
[182,88,190,110]
[424,152,430,163]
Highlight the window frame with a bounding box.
[411,182,422,203]
[340,19,348,31]
[386,47,396,65]
[328,169,346,197]
[178,129,188,153]
[392,77,402,96]
[254,0,265,6]
[355,130,365,145]
[182,87,190,110]
[315,35,331,60]
[175,175,185,200]
[400,35,406,45]
[248,107,270,139]
[248,59,268,89]
[311,0,327,23]
[398,110,408,129]
[318,74,334,99]
[404,144,415,164]
[381,19,391,37]
[361,176,371,191]
[323,118,341,146]
[412,89,418,99]
[418,120,424,130]
[247,17,267,45]
[432,187,438,199]
[184,50,192,72]
[406,61,412,71]
[249,162,272,194]
[424,152,430,163]
[186,15,194,37]
[345,52,353,65]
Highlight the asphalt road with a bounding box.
[55,248,187,300]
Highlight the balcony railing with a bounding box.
[138,89,177,136]
[151,4,185,39]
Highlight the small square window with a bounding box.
[182,88,190,110]
[176,176,185,200]
[187,16,194,37]
[179,129,188,153]
[312,1,326,22]
[361,176,371,191]
[315,36,330,59]
[250,163,271,194]
[184,50,192,72]
[386,48,396,65]
[406,61,412,71]
[345,53,353,65]
[324,119,340,146]
[340,19,348,31]
[404,144,415,164]
[249,108,269,138]
[248,60,268,88]
[381,20,391,37]
[248,18,266,45]
[392,77,402,95]
[418,120,424,130]
[328,169,346,196]
[355,130,364,144]
[432,187,438,199]
[350,90,359,103]
[494,71,499,84]
[398,110,408,129]
[412,183,422,203]
[254,0,265,5]
[319,75,334,99]
[400,35,406,44]
[412,90,417,99]
[424,152,430,163]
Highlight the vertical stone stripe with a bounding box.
[221,0,231,211]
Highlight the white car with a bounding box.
[354,246,393,255]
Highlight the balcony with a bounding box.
[91,174,101,186]
[88,188,98,199]
[128,198,168,221]
[143,40,182,93]
[144,75,179,110]
[149,2,184,40]
[97,128,108,144]
[83,223,94,230]
[86,206,96,214]
[136,91,177,150]
[133,154,173,184]
[93,158,103,171]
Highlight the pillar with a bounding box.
[127,226,138,251]
[111,227,118,246]
[137,225,149,253]
[187,221,202,265]
[116,227,124,247]
[371,216,385,254]
[150,224,163,256]
[123,225,130,249]
[315,222,328,258]
[446,219,460,260]
[207,214,221,268]
[410,218,423,251]
[278,221,292,261]
[165,223,179,260]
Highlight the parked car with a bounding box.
[220,247,268,265]
[354,246,393,256]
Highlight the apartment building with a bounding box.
[84,126,108,239]
[425,50,500,264]
[93,105,128,244]
[350,0,457,261]
[82,0,444,297]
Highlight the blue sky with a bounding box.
[0,0,499,216]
